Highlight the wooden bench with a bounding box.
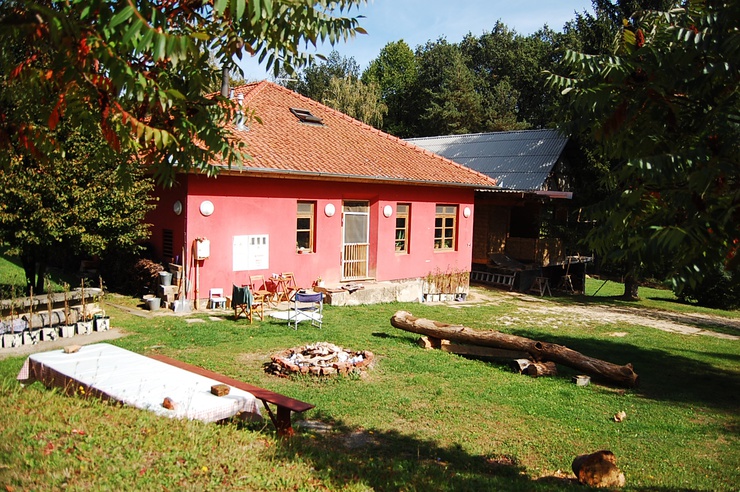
[149,354,314,437]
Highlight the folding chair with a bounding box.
[280,271,300,301]
[208,288,227,309]
[288,291,323,330]
[232,285,263,323]
[249,275,273,308]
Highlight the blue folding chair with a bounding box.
[288,291,323,329]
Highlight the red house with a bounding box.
[146,81,497,305]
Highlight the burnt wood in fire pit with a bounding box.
[267,342,374,377]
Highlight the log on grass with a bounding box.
[419,336,529,360]
[526,361,558,377]
[390,311,638,388]
[510,358,532,373]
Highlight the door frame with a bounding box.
[341,201,370,281]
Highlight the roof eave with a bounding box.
[216,166,499,189]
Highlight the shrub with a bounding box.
[675,264,740,310]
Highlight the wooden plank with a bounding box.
[438,340,529,359]
[148,354,314,436]
[149,354,313,412]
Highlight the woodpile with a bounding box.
[392,310,639,388]
[266,342,374,377]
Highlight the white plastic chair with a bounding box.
[208,288,227,309]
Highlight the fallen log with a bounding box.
[390,311,639,388]
[510,358,532,373]
[418,336,529,360]
[526,361,558,377]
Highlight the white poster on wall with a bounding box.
[233,234,269,271]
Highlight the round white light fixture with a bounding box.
[383,205,393,218]
[199,200,214,216]
[463,207,472,218]
[324,203,336,217]
[173,200,183,216]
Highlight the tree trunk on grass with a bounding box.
[390,311,639,388]
[526,361,558,377]
[20,250,47,295]
[623,273,640,301]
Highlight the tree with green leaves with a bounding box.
[0,0,367,184]
[412,38,483,136]
[560,0,674,55]
[548,0,739,298]
[0,123,155,294]
[460,22,557,130]
[285,50,360,101]
[362,40,418,137]
[322,76,386,127]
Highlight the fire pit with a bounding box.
[267,342,374,377]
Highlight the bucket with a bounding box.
[573,375,591,386]
[159,272,172,286]
[147,297,161,311]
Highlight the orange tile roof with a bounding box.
[220,81,498,188]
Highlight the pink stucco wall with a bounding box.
[147,174,475,301]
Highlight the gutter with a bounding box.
[217,166,501,190]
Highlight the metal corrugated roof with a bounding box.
[407,129,568,191]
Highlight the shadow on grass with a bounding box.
[0,253,80,295]
[506,329,740,412]
[233,406,718,492]
[264,412,579,492]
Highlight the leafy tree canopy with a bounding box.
[362,24,566,137]
[322,76,386,127]
[548,0,740,292]
[284,49,360,101]
[413,38,488,136]
[362,40,418,137]
[0,0,367,184]
[0,122,155,293]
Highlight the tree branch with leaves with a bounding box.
[0,0,367,183]
[547,0,740,295]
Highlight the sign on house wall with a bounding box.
[233,235,269,271]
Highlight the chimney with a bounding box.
[220,67,229,97]
[235,94,246,130]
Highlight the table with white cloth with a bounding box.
[17,343,261,423]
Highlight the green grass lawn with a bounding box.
[0,254,79,296]
[0,254,27,295]
[1,282,738,490]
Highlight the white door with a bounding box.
[342,201,369,281]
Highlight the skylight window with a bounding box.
[290,107,324,125]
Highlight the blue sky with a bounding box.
[239,0,594,80]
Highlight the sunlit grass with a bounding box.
[1,285,738,490]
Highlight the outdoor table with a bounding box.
[17,343,261,423]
